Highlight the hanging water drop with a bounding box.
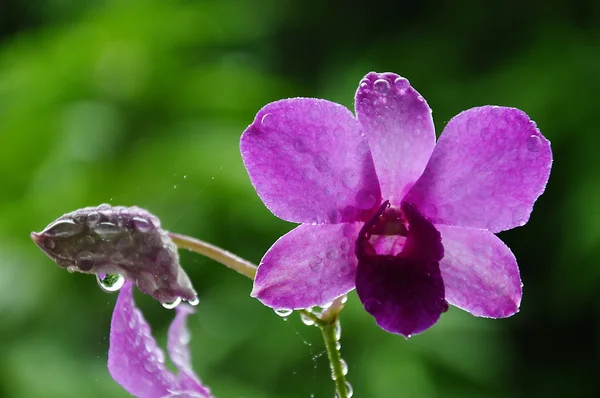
[162,297,182,309]
[334,382,354,398]
[188,296,199,306]
[96,273,125,292]
[340,358,348,376]
[300,312,315,326]
[274,308,293,317]
[334,322,342,341]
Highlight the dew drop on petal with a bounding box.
[309,258,323,272]
[188,296,199,306]
[162,297,182,309]
[355,189,377,209]
[96,273,125,292]
[526,134,542,152]
[274,308,293,317]
[334,322,342,341]
[373,79,391,93]
[393,77,409,90]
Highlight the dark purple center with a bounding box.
[354,200,448,337]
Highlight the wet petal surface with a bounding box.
[251,223,362,309]
[405,106,552,232]
[355,72,436,205]
[241,98,381,224]
[168,305,212,397]
[437,225,522,317]
[108,283,175,398]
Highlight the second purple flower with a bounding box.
[240,72,552,337]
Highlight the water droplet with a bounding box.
[345,381,354,397]
[87,211,100,227]
[78,255,95,272]
[43,219,83,238]
[341,168,360,189]
[300,312,315,326]
[325,249,339,260]
[97,204,111,211]
[373,79,391,93]
[526,134,542,152]
[96,274,125,292]
[162,297,182,309]
[132,216,152,232]
[293,139,308,153]
[334,322,342,341]
[274,308,293,317]
[313,153,329,172]
[340,295,348,304]
[94,222,121,236]
[42,238,56,250]
[339,240,350,252]
[336,341,341,350]
[355,189,377,209]
[340,358,348,376]
[309,258,323,272]
[260,113,273,129]
[393,77,409,90]
[188,297,199,306]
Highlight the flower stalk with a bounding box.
[169,231,350,397]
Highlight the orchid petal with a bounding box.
[355,72,436,205]
[355,254,447,337]
[167,305,213,397]
[241,98,381,224]
[251,223,362,309]
[437,224,522,317]
[108,282,175,398]
[405,106,552,232]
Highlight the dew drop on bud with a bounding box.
[187,297,199,306]
[274,308,293,317]
[162,297,182,309]
[96,273,125,292]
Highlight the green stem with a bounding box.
[322,318,349,398]
[168,232,257,279]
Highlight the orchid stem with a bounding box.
[169,232,350,397]
[168,232,257,279]
[322,318,349,398]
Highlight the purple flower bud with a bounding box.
[31,204,197,306]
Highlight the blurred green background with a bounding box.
[0,0,598,397]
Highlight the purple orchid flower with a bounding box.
[109,282,213,398]
[240,72,552,337]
